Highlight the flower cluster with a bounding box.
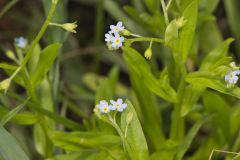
[95,98,127,114]
[225,62,240,87]
[105,22,125,50]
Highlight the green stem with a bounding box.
[130,33,142,38]
[160,0,169,25]
[166,0,173,11]
[21,0,58,67]
[126,37,164,44]
[107,114,127,150]
[170,62,186,140]
[49,22,62,27]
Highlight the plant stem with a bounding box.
[127,37,164,44]
[107,114,127,151]
[160,0,169,25]
[49,22,62,27]
[130,33,142,38]
[21,0,58,67]
[166,0,173,11]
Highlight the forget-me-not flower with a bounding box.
[105,21,125,50]
[110,98,127,112]
[225,70,240,86]
[110,21,125,34]
[111,33,124,49]
[97,100,111,113]
[15,37,27,49]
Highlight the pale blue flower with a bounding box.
[111,33,124,49]
[97,100,110,113]
[110,98,127,112]
[110,21,124,34]
[225,70,240,85]
[15,37,27,48]
[105,33,113,42]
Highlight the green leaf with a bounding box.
[203,91,231,142]
[0,127,29,160]
[34,123,53,157]
[0,107,40,125]
[0,98,30,126]
[168,0,198,62]
[28,43,41,76]
[30,43,61,87]
[200,38,234,71]
[165,17,186,48]
[180,84,205,116]
[123,46,177,102]
[174,115,212,160]
[50,131,121,151]
[127,65,165,150]
[121,100,149,160]
[186,73,240,99]
[178,0,198,61]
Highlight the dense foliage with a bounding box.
[1,0,240,160]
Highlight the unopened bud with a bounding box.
[62,22,78,33]
[121,29,131,36]
[0,78,11,91]
[144,48,152,60]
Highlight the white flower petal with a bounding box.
[117,98,123,104]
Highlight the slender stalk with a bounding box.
[107,114,126,149]
[130,33,142,38]
[160,0,169,25]
[49,22,62,27]
[21,0,58,67]
[166,0,173,11]
[127,37,164,44]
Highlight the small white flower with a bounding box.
[97,100,110,113]
[105,33,113,42]
[110,98,127,112]
[225,70,240,86]
[110,21,125,33]
[111,33,124,49]
[15,37,27,49]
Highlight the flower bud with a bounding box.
[6,50,16,60]
[62,22,78,33]
[0,78,11,91]
[144,48,152,60]
[121,29,131,36]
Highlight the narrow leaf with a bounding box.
[31,43,61,87]
[0,97,30,126]
[121,100,149,160]
[0,127,29,160]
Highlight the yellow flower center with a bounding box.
[230,74,233,79]
[114,27,119,31]
[115,38,120,44]
[116,103,120,108]
[103,106,108,112]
